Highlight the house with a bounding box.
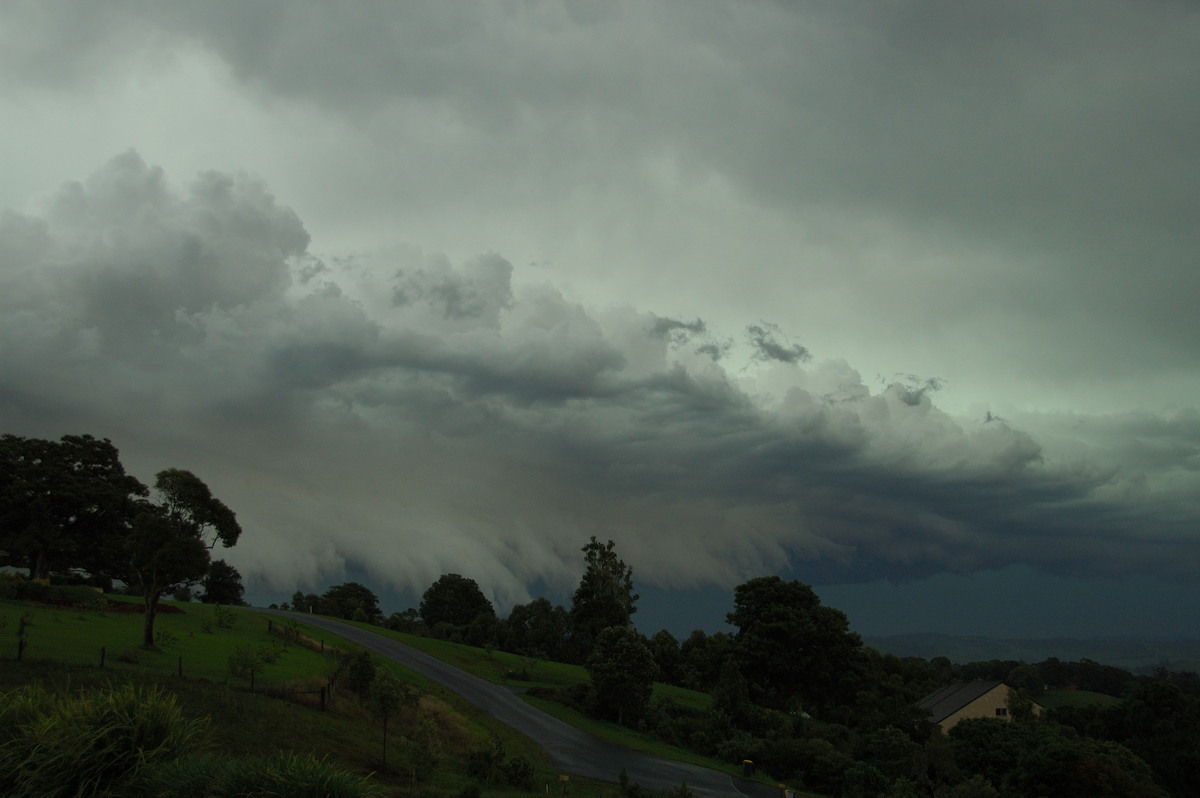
[918,680,1043,733]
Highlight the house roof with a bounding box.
[918,680,1006,724]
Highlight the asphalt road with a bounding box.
[263,611,779,798]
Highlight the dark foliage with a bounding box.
[321,582,381,622]
[199,559,246,605]
[420,573,495,628]
[569,536,638,662]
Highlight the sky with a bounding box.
[2,1,1198,640]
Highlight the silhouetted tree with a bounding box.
[728,576,863,714]
[569,536,638,661]
[0,433,147,579]
[322,582,381,622]
[420,573,495,628]
[649,629,686,686]
[503,597,570,660]
[200,559,246,605]
[587,625,657,726]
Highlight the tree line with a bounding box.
[279,541,1200,797]
[6,432,1197,796]
[1,433,245,647]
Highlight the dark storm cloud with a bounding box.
[3,156,1199,606]
[4,0,1197,400]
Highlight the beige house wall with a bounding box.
[939,684,1016,733]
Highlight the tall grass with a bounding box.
[134,751,384,798]
[0,682,205,797]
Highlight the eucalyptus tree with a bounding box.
[568,536,638,661]
[125,469,242,648]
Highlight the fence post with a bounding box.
[320,685,327,711]
[17,614,30,662]
[178,656,183,678]
[100,646,106,669]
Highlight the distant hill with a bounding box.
[865,633,1200,674]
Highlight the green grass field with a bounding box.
[1038,687,1124,710]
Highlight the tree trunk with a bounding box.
[143,591,160,648]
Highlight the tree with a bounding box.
[124,469,242,648]
[370,671,415,770]
[0,433,147,579]
[586,625,657,726]
[199,559,246,605]
[648,629,685,686]
[503,597,570,660]
[127,508,212,648]
[345,650,377,697]
[727,576,864,714]
[419,573,495,628]
[679,628,734,691]
[569,536,638,660]
[154,468,241,550]
[321,582,381,622]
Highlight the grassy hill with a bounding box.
[2,593,745,797]
[0,594,635,797]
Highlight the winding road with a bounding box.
[264,611,777,798]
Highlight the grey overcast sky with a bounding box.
[2,1,1198,638]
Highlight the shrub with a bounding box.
[212,604,238,630]
[228,646,266,680]
[465,739,536,789]
[504,754,536,790]
[345,651,377,697]
[135,751,383,797]
[0,683,206,797]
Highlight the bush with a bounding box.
[212,604,238,630]
[0,580,107,608]
[0,683,206,798]
[465,739,535,789]
[228,646,266,680]
[344,651,377,697]
[135,751,383,797]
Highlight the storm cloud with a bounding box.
[2,153,1196,613]
[1,2,1197,632]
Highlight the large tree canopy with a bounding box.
[586,625,657,727]
[124,469,243,647]
[0,434,147,579]
[321,581,381,622]
[154,468,241,549]
[569,536,638,661]
[419,573,495,628]
[727,576,864,715]
[503,597,570,661]
[200,559,246,605]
